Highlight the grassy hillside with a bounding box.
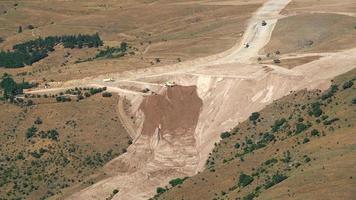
[0,94,131,200]
[153,69,356,200]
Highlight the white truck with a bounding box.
[103,78,115,82]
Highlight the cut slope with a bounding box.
[155,68,356,200]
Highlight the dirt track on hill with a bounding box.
[26,0,356,199]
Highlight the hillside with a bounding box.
[0,93,131,200]
[153,69,356,200]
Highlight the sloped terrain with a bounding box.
[154,69,356,200]
[264,13,356,54]
[0,94,131,200]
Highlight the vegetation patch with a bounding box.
[0,34,103,68]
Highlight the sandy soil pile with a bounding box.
[67,86,202,200]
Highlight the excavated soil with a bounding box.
[67,86,202,200]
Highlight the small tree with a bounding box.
[18,26,22,33]
[156,187,166,194]
[343,80,353,90]
[220,131,231,139]
[34,117,43,125]
[249,112,260,121]
[238,172,254,187]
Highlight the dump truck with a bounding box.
[103,78,115,82]
[165,81,176,87]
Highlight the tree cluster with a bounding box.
[0,33,103,68]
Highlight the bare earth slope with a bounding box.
[156,68,356,200]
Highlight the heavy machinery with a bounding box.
[262,20,267,26]
[165,81,176,87]
[103,78,115,82]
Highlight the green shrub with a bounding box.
[311,129,320,136]
[26,126,37,138]
[169,178,186,187]
[323,118,339,125]
[156,187,166,194]
[34,117,43,125]
[264,158,278,166]
[243,192,256,200]
[295,123,308,134]
[238,173,254,187]
[304,155,311,163]
[303,137,310,144]
[234,143,241,149]
[309,102,323,117]
[220,131,231,139]
[271,118,286,132]
[249,112,260,121]
[102,92,112,97]
[352,98,356,104]
[264,172,287,189]
[342,80,353,89]
[321,85,338,100]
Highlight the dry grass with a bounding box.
[264,13,356,54]
[0,94,131,200]
[0,0,259,82]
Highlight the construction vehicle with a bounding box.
[262,20,267,26]
[244,43,250,48]
[165,81,176,87]
[103,78,115,82]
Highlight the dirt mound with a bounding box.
[140,86,201,136]
[67,86,202,200]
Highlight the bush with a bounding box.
[220,131,231,139]
[323,118,339,125]
[34,117,43,125]
[238,173,254,187]
[243,192,256,200]
[342,80,353,89]
[26,126,37,138]
[169,178,186,187]
[112,189,119,194]
[156,187,166,194]
[303,137,310,144]
[321,85,338,100]
[309,102,322,117]
[264,158,278,166]
[264,172,287,189]
[311,129,320,137]
[102,92,112,97]
[271,118,286,132]
[295,123,308,134]
[234,143,241,149]
[249,112,260,121]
